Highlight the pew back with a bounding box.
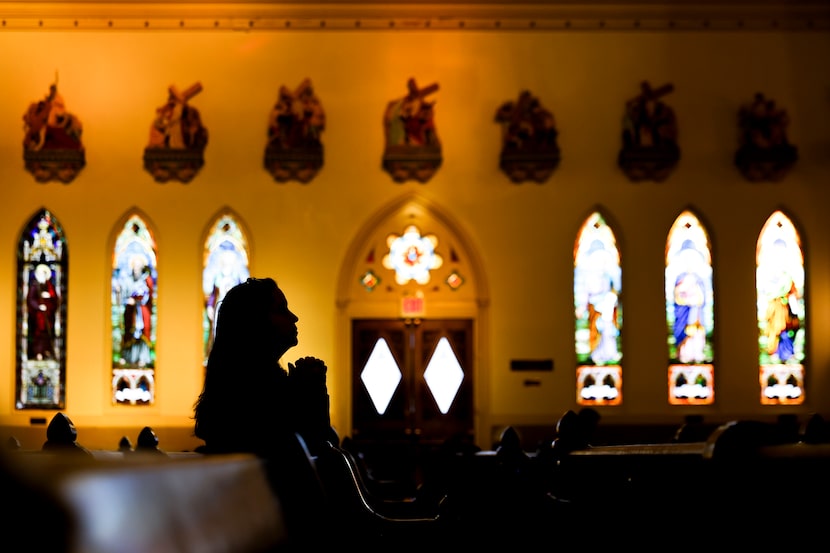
[9,452,290,553]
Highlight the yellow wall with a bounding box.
[1,3,829,450]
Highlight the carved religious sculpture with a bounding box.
[264,78,325,183]
[382,78,442,183]
[734,92,798,182]
[143,82,208,183]
[495,90,560,183]
[617,81,680,182]
[22,77,85,183]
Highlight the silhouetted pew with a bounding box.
[7,412,197,461]
[4,414,456,551]
[3,413,293,551]
[417,425,565,547]
[536,411,830,545]
[300,436,461,549]
[340,435,421,501]
[6,449,290,552]
[416,411,830,546]
[10,410,828,550]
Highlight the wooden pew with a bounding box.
[3,414,302,552]
[7,413,458,551]
[4,448,291,553]
[537,413,830,545]
[311,439,452,547]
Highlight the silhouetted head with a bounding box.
[211,277,299,363]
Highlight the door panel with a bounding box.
[351,318,474,446]
[352,321,408,440]
[416,322,473,441]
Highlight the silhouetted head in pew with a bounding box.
[549,407,600,456]
[43,412,92,456]
[193,277,334,457]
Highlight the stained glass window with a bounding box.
[202,211,250,365]
[665,210,715,405]
[110,212,158,405]
[382,225,443,285]
[756,210,805,405]
[351,200,474,324]
[574,211,623,405]
[360,269,380,292]
[445,271,465,291]
[16,208,68,409]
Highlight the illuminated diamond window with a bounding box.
[446,271,465,291]
[360,269,380,292]
[360,338,402,415]
[423,337,464,414]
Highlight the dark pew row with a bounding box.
[5,412,188,459]
[6,410,829,550]
[3,443,288,552]
[2,413,458,552]
[435,411,830,547]
[492,411,827,451]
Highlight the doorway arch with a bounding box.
[335,192,490,448]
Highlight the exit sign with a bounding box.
[401,295,425,317]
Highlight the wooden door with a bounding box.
[351,318,474,448]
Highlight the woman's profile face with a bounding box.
[268,285,299,358]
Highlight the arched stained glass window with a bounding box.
[574,211,623,405]
[665,210,714,405]
[110,211,158,405]
[756,210,805,405]
[16,208,68,409]
[382,224,443,285]
[202,210,250,365]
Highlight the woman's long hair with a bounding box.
[193,278,290,450]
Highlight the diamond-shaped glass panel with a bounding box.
[423,337,464,414]
[360,337,402,415]
[360,269,380,291]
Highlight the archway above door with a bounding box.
[334,192,490,448]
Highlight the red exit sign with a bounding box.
[401,295,425,317]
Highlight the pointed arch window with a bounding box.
[202,211,250,365]
[382,224,443,285]
[16,208,68,409]
[110,212,158,405]
[348,200,475,311]
[665,210,715,405]
[574,211,623,405]
[756,210,805,405]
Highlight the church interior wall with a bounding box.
[0,2,828,449]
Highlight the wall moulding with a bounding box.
[0,2,828,31]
